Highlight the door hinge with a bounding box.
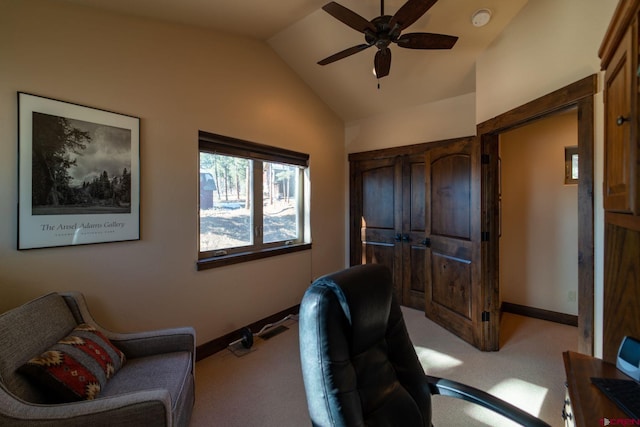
[481,154,490,164]
[481,231,490,242]
[482,311,490,322]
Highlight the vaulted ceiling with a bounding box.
[61,0,529,122]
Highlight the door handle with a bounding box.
[422,237,431,247]
[616,115,630,126]
[402,234,410,242]
[395,233,402,242]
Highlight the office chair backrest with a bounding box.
[299,264,432,427]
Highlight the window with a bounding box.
[564,146,578,185]
[198,131,310,270]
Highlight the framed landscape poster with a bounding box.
[18,92,140,249]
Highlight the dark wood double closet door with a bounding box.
[349,137,484,349]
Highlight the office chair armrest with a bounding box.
[426,375,551,427]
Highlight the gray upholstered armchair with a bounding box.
[0,292,195,426]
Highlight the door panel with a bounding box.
[425,138,482,348]
[402,154,427,309]
[362,166,395,227]
[431,154,471,239]
[355,158,403,302]
[362,242,396,274]
[430,240,472,319]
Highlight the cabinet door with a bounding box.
[350,157,403,302]
[604,26,636,213]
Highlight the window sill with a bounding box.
[197,243,312,271]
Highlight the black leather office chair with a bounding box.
[299,264,550,427]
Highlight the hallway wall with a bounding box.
[500,111,578,315]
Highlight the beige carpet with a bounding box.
[191,307,577,426]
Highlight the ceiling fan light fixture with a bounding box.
[471,9,492,27]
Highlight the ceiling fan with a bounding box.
[317,0,458,79]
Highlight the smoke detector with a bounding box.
[471,9,492,27]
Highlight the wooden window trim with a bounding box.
[197,131,310,270]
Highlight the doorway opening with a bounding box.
[478,75,596,354]
[499,110,580,335]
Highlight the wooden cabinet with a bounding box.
[599,0,640,362]
[603,24,637,213]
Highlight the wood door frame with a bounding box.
[477,74,597,354]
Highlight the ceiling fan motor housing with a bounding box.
[365,15,400,49]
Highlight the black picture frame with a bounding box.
[18,92,140,249]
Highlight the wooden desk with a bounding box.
[563,351,630,426]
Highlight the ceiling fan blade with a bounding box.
[322,2,376,34]
[374,48,391,78]
[318,43,372,65]
[389,0,437,31]
[396,33,458,49]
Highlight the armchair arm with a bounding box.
[0,382,171,427]
[426,375,551,427]
[106,328,195,360]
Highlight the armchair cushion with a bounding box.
[19,323,126,402]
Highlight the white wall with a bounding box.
[475,0,615,124]
[345,92,476,154]
[0,0,346,345]
[500,111,578,315]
